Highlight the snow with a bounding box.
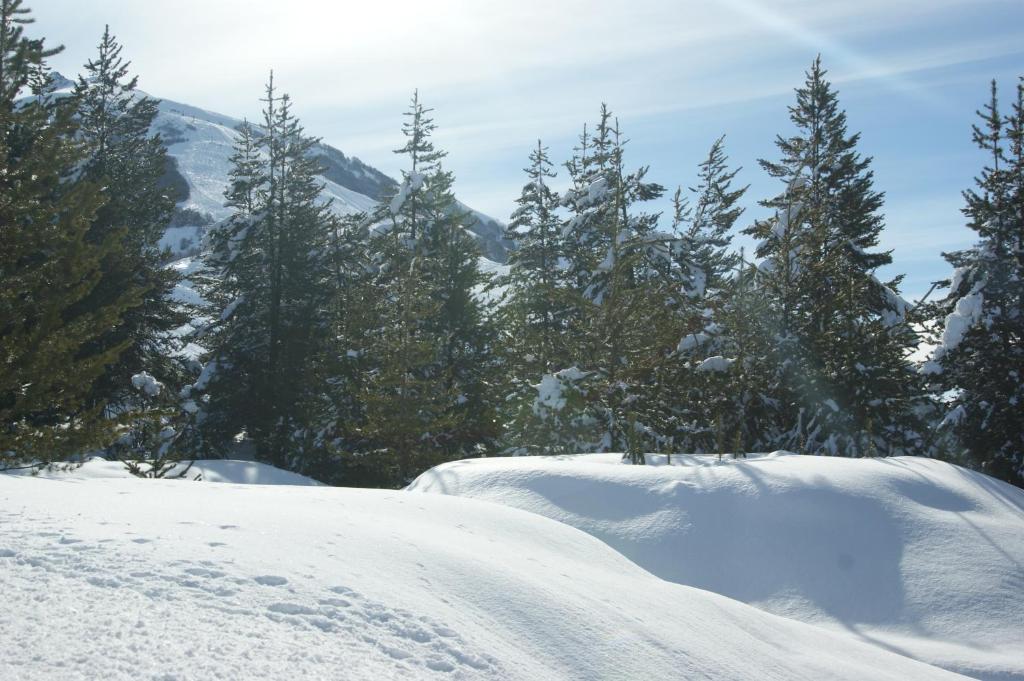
[168,256,206,307]
[534,367,588,413]
[687,264,707,298]
[696,355,734,372]
[131,372,163,397]
[586,177,609,204]
[158,224,205,256]
[677,331,710,352]
[4,457,320,486]
[156,100,379,224]
[939,291,983,353]
[922,290,985,374]
[388,171,426,214]
[220,296,244,321]
[0,463,968,680]
[879,280,911,327]
[410,453,1024,681]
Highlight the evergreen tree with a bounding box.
[0,0,134,464]
[501,140,569,374]
[198,75,333,474]
[927,78,1024,486]
[72,26,184,458]
[359,91,497,483]
[557,106,669,460]
[311,210,377,484]
[656,137,747,454]
[745,57,924,456]
[496,140,583,454]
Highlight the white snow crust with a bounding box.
[0,459,972,680]
[410,453,1024,680]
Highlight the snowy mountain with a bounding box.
[410,453,1024,681]
[1,463,969,680]
[148,93,511,261]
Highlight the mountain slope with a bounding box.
[149,94,510,261]
[409,453,1024,681]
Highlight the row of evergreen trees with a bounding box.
[1,1,1021,488]
[0,1,184,472]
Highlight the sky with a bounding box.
[31,0,1024,300]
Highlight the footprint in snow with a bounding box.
[254,575,288,587]
[184,567,226,579]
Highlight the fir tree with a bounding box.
[0,0,134,464]
[198,75,333,474]
[72,26,184,456]
[557,106,668,460]
[745,57,924,456]
[657,137,747,454]
[497,140,583,454]
[927,78,1024,486]
[360,91,497,483]
[502,140,568,374]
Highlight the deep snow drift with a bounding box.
[1,466,968,680]
[410,453,1024,681]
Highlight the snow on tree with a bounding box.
[927,78,1024,486]
[357,91,497,484]
[743,57,925,457]
[652,137,748,455]
[557,106,670,461]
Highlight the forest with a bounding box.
[1,0,1022,489]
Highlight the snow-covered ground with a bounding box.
[3,458,320,486]
[0,459,974,680]
[410,453,1024,681]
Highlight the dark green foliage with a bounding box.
[72,26,186,458]
[929,79,1024,486]
[355,92,498,484]
[0,1,134,465]
[743,57,925,456]
[198,76,334,474]
[653,138,748,455]
[5,11,1020,491]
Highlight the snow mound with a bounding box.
[6,458,320,486]
[0,474,964,680]
[409,453,1024,681]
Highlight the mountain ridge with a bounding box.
[149,90,510,261]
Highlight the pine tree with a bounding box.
[927,78,1024,486]
[197,75,333,474]
[657,137,747,454]
[497,140,583,454]
[557,106,669,460]
[360,91,497,483]
[72,26,184,456]
[0,0,135,465]
[745,57,923,456]
[311,210,377,484]
[501,140,569,374]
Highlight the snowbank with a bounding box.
[4,458,320,486]
[0,470,964,680]
[410,453,1024,681]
